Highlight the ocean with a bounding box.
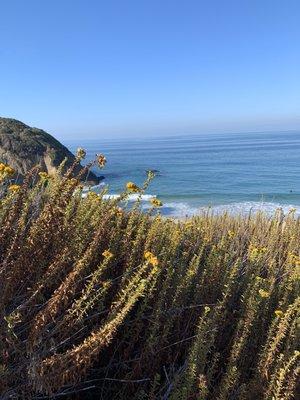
[65,131,300,218]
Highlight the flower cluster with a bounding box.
[248,244,267,261]
[102,249,113,259]
[87,191,100,201]
[66,178,79,187]
[144,251,159,267]
[258,289,270,298]
[8,184,21,193]
[274,310,284,317]
[0,163,15,180]
[150,198,163,207]
[126,182,141,193]
[39,172,51,181]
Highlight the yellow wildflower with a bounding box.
[144,251,159,267]
[255,276,264,282]
[144,251,153,260]
[8,184,21,193]
[227,230,235,238]
[126,182,141,193]
[150,256,159,267]
[102,249,113,259]
[39,172,50,180]
[150,198,163,207]
[97,154,107,168]
[249,244,267,261]
[274,310,284,317]
[258,289,270,298]
[87,191,100,200]
[67,178,79,186]
[4,166,15,176]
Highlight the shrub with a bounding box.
[0,159,299,399]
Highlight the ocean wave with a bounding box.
[103,194,156,201]
[82,182,106,192]
[82,190,156,201]
[157,201,300,218]
[205,201,300,216]
[148,202,200,217]
[81,187,300,217]
[82,182,157,201]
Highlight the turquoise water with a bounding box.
[65,131,300,217]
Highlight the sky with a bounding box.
[0,0,300,140]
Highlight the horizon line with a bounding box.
[61,128,300,142]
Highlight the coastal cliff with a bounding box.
[0,117,101,184]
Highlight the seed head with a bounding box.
[97,154,107,168]
[76,148,86,160]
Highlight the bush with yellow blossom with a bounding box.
[0,155,298,400]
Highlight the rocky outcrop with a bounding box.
[0,118,101,185]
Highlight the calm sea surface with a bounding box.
[65,131,300,217]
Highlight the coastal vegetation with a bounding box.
[0,153,299,399]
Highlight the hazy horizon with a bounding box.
[1,0,300,139]
[60,127,300,144]
[2,114,300,142]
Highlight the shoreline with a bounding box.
[84,188,300,218]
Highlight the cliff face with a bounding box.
[0,118,101,185]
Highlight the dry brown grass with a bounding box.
[0,159,299,399]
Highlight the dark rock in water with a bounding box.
[0,117,102,185]
[146,169,161,175]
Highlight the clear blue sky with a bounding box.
[1,0,300,139]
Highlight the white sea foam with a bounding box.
[82,182,106,192]
[103,194,156,201]
[158,201,300,218]
[204,201,300,216]
[82,190,156,201]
